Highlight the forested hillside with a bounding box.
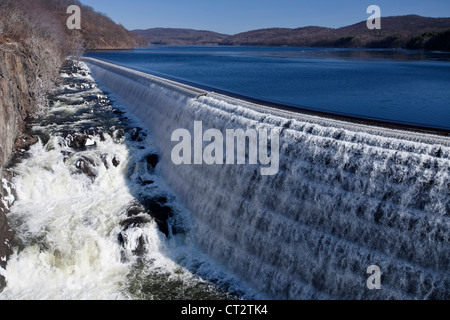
[133,28,228,45]
[221,15,450,50]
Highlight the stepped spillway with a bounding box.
[85,57,450,300]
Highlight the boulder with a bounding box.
[67,134,87,149]
[112,156,120,167]
[13,134,39,152]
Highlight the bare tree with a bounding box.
[66,30,85,62]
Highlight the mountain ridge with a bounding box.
[133,27,229,45]
[134,15,450,50]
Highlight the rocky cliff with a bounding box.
[0,33,63,290]
[0,40,60,174]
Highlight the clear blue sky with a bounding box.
[80,0,450,34]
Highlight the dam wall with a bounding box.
[85,57,450,300]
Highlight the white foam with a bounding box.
[1,179,15,210]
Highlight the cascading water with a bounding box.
[84,57,450,300]
[0,61,261,300]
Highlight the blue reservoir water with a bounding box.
[86,46,450,130]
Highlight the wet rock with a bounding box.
[67,134,87,149]
[35,131,51,147]
[113,129,125,142]
[145,154,159,171]
[154,196,168,205]
[155,220,169,238]
[127,205,147,217]
[129,128,140,141]
[112,109,124,116]
[112,156,120,167]
[118,215,153,256]
[132,235,147,256]
[137,197,173,237]
[137,133,147,142]
[129,127,147,142]
[13,134,39,153]
[137,177,154,186]
[141,197,173,221]
[66,133,97,150]
[61,151,73,163]
[120,216,151,230]
[75,156,97,178]
[433,147,442,158]
[100,154,110,169]
[117,230,147,256]
[117,233,124,245]
[83,128,99,137]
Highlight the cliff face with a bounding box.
[1,46,48,171]
[0,36,63,290]
[0,49,28,176]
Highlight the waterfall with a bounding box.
[85,57,450,300]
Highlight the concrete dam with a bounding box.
[84,57,450,300]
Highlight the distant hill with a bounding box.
[221,15,450,50]
[220,26,333,47]
[134,16,450,50]
[132,28,229,45]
